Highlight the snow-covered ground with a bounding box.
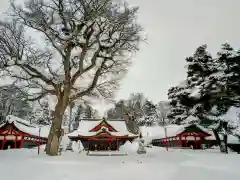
[0,145,239,180]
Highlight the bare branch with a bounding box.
[0,0,143,119]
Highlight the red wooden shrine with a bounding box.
[152,124,212,149]
[0,116,48,150]
[68,119,138,151]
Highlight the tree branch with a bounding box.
[69,58,107,102]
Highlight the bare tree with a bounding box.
[120,93,146,134]
[0,84,32,122]
[156,101,170,126]
[0,0,143,155]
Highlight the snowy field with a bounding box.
[0,146,239,180]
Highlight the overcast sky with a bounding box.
[1,0,240,115]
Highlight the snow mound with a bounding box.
[140,125,165,143]
[60,135,70,151]
[119,140,138,152]
[71,141,84,153]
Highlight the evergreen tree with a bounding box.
[84,105,94,118]
[168,45,217,124]
[200,43,239,120]
[74,105,83,122]
[143,100,156,116]
[107,108,118,119]
[167,82,191,124]
[186,44,215,116]
[216,43,240,108]
[168,43,240,129]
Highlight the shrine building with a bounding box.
[0,115,49,150]
[151,123,240,151]
[68,118,139,151]
[151,124,213,149]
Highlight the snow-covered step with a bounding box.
[87,151,127,156]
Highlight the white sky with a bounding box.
[1,0,240,115]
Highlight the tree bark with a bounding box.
[45,100,66,156]
[212,128,228,154]
[45,123,63,155]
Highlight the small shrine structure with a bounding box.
[68,118,138,151]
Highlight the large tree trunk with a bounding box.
[45,100,67,156]
[212,129,228,154]
[45,120,63,155]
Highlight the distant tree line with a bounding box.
[0,84,98,127]
[0,84,31,123]
[106,93,171,130]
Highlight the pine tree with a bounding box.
[201,43,239,119]
[167,82,191,124]
[74,105,82,122]
[143,100,156,116]
[84,105,93,118]
[168,45,217,124]
[107,108,117,119]
[217,43,240,108]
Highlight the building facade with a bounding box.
[68,118,138,151]
[152,124,213,149]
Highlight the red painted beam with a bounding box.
[14,136,17,148]
[1,136,6,150]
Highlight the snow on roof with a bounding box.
[140,124,183,139]
[68,119,137,137]
[141,123,211,140]
[205,131,240,144]
[3,115,50,138]
[7,115,36,127]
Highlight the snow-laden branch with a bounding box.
[0,0,143,105]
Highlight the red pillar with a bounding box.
[38,137,40,154]
[14,136,17,148]
[165,138,168,151]
[87,140,90,152]
[1,136,6,150]
[199,135,202,149]
[94,141,97,151]
[194,135,197,149]
[19,137,23,148]
[179,135,182,148]
[116,138,118,151]
[184,136,187,147]
[108,138,111,151]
